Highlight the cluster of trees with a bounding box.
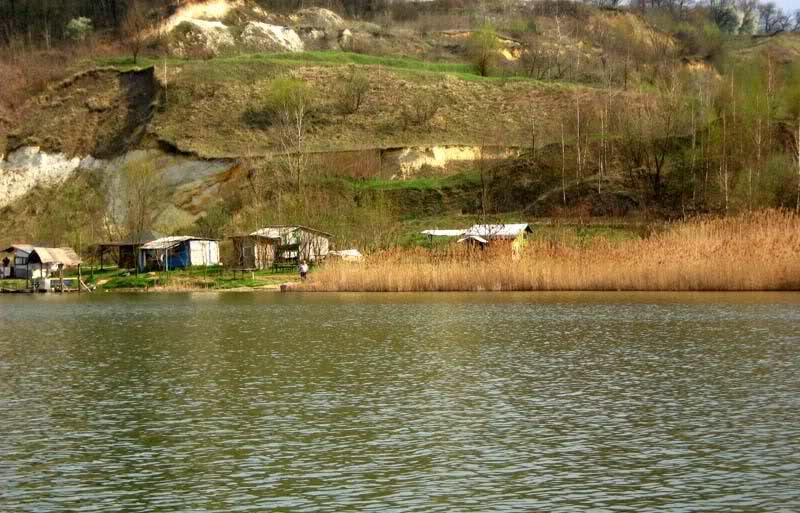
[0,0,165,45]
[486,49,800,217]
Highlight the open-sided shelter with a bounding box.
[25,247,82,279]
[93,230,163,270]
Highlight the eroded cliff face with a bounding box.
[6,67,159,159]
[0,147,87,208]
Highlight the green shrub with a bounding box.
[65,17,93,41]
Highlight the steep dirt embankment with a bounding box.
[7,67,158,158]
[0,68,161,209]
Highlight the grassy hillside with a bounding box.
[111,51,615,159]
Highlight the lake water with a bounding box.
[1,292,799,512]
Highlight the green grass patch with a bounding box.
[101,275,159,289]
[97,51,575,86]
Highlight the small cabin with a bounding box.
[228,234,279,270]
[138,236,220,272]
[2,245,81,279]
[250,225,332,265]
[2,244,35,279]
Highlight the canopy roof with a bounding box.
[28,247,82,267]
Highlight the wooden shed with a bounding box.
[228,234,279,270]
[250,225,332,265]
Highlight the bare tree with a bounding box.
[120,159,166,238]
[122,0,147,64]
[267,78,313,197]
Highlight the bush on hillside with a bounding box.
[468,23,500,77]
[400,92,443,130]
[264,78,314,125]
[335,67,370,115]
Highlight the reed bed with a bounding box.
[309,210,800,292]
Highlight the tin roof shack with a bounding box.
[228,234,279,270]
[461,224,532,256]
[93,230,164,270]
[2,244,35,279]
[138,236,220,272]
[251,226,332,264]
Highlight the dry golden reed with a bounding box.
[309,210,800,292]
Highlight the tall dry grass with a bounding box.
[309,210,800,292]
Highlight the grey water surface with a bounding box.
[1,292,799,513]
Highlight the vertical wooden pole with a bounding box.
[78,264,82,294]
[59,264,64,293]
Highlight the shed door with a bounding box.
[190,241,207,266]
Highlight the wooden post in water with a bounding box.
[59,264,64,293]
[77,264,81,294]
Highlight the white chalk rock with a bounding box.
[0,147,83,208]
[240,22,304,52]
[171,19,235,57]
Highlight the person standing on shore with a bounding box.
[299,260,309,281]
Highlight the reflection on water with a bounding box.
[1,292,799,512]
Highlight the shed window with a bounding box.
[15,257,27,265]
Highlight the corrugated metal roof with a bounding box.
[421,229,465,237]
[140,236,216,250]
[463,224,531,239]
[250,225,332,238]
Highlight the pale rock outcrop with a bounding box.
[0,147,87,208]
[293,8,344,31]
[382,145,520,178]
[338,29,353,50]
[240,22,304,52]
[171,19,235,57]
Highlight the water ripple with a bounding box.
[1,293,799,512]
